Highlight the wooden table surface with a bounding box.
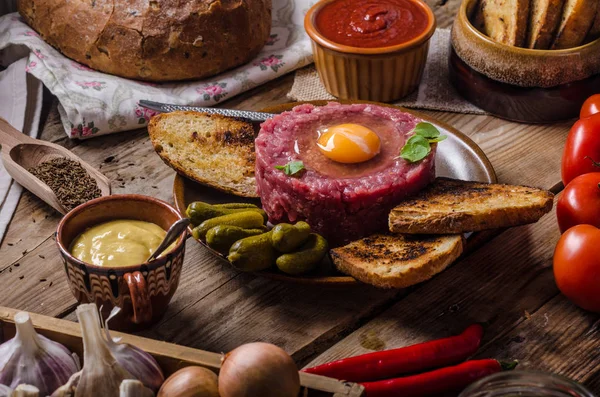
[2,0,599,393]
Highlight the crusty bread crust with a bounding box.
[527,0,565,49]
[332,234,465,289]
[148,111,258,197]
[551,0,598,49]
[389,178,554,234]
[475,0,531,46]
[18,0,272,81]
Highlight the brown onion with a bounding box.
[157,366,219,397]
[218,342,300,397]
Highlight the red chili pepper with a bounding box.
[361,359,517,397]
[303,324,484,382]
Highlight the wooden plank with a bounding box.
[0,0,572,379]
[139,271,399,363]
[473,294,600,394]
[304,201,561,369]
[0,306,366,396]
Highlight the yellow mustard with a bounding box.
[71,220,173,267]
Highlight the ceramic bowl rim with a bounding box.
[459,0,600,55]
[304,0,437,55]
[56,194,186,274]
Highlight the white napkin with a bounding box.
[0,56,43,243]
[0,0,317,139]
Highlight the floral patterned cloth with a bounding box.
[0,0,316,139]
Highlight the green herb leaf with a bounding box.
[413,122,441,139]
[274,160,305,176]
[428,135,448,143]
[400,135,431,162]
[399,123,447,163]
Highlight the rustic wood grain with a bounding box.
[139,272,399,363]
[1,2,585,389]
[473,295,600,392]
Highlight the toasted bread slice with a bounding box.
[148,111,258,198]
[474,0,531,46]
[586,6,600,40]
[389,178,554,234]
[551,0,598,49]
[527,0,565,49]
[331,234,464,289]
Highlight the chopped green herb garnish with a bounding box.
[275,160,305,176]
[400,122,447,163]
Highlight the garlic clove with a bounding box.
[73,304,136,397]
[50,372,80,397]
[0,313,79,396]
[12,384,40,397]
[119,380,154,397]
[102,308,164,392]
[0,384,12,397]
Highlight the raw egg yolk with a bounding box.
[317,124,381,164]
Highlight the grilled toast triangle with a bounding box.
[586,5,600,40]
[148,111,258,198]
[389,177,554,235]
[551,0,598,49]
[331,234,465,289]
[527,0,566,49]
[474,0,531,46]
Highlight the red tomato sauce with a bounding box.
[315,0,430,48]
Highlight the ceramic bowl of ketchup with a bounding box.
[304,0,436,103]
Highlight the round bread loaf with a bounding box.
[17,0,272,82]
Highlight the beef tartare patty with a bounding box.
[255,102,435,245]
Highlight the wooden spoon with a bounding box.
[0,118,111,214]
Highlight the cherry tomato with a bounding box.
[561,113,600,185]
[554,224,600,313]
[581,94,600,119]
[556,173,600,233]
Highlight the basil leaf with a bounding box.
[400,135,431,162]
[413,122,441,139]
[274,160,305,176]
[399,123,447,162]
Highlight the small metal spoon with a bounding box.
[147,218,191,262]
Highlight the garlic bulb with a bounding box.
[72,304,136,397]
[103,308,164,392]
[119,380,153,397]
[0,312,79,396]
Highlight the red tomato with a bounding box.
[561,113,600,185]
[554,225,600,313]
[556,173,600,233]
[581,94,600,119]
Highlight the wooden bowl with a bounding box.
[450,0,600,123]
[56,194,186,331]
[304,0,436,102]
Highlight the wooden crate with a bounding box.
[0,306,364,397]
